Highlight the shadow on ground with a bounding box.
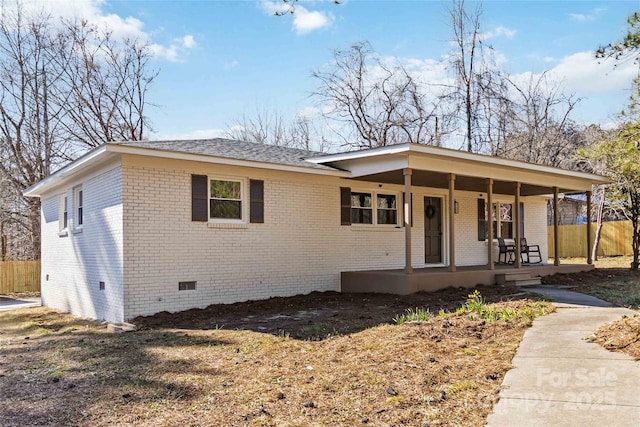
[133,285,535,340]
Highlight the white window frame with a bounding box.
[495,202,514,239]
[350,190,401,227]
[58,194,68,234]
[73,185,83,230]
[350,191,374,225]
[208,177,246,224]
[482,200,514,240]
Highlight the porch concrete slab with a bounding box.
[486,286,640,427]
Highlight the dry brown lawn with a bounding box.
[0,286,552,427]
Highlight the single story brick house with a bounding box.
[24,139,609,323]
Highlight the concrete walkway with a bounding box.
[0,296,41,311]
[487,286,640,427]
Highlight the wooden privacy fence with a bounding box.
[548,220,633,258]
[0,261,41,294]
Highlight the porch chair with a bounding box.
[520,238,542,264]
[497,237,516,264]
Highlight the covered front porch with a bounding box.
[311,144,609,293]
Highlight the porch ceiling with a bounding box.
[312,143,610,195]
[350,170,569,196]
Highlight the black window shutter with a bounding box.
[402,193,413,227]
[250,179,264,223]
[519,202,525,237]
[477,198,486,241]
[340,187,351,225]
[191,174,208,222]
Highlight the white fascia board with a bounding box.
[305,143,411,164]
[107,144,351,178]
[407,144,611,184]
[309,143,609,185]
[24,143,351,198]
[23,145,109,197]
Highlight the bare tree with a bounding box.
[492,72,582,168]
[0,1,157,259]
[224,106,332,152]
[0,3,62,259]
[312,41,450,149]
[225,107,291,146]
[54,20,157,148]
[448,0,493,153]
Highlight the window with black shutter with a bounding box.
[191,174,208,222]
[340,187,351,225]
[250,179,264,223]
[478,198,486,241]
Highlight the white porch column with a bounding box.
[587,190,593,265]
[404,168,413,274]
[448,173,456,272]
[514,182,522,268]
[553,186,560,266]
[487,178,494,270]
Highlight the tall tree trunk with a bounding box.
[591,194,604,262]
[28,200,41,260]
[632,190,640,270]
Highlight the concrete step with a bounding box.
[505,278,542,287]
[496,270,541,286]
[496,271,533,285]
[501,272,533,281]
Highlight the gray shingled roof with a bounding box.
[112,138,339,171]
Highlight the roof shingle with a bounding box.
[112,138,337,171]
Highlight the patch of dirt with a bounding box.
[133,285,524,340]
[0,285,552,427]
[592,314,640,360]
[542,268,638,287]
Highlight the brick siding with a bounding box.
[39,154,550,322]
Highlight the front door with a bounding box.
[424,197,442,263]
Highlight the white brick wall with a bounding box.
[38,153,552,322]
[525,198,549,262]
[119,155,551,320]
[40,163,124,322]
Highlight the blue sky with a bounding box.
[22,1,640,144]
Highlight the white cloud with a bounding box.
[481,25,517,41]
[1,0,196,62]
[259,0,290,16]
[545,51,637,95]
[390,56,451,88]
[182,35,197,49]
[149,35,198,62]
[569,7,606,22]
[507,51,637,124]
[297,106,322,120]
[292,6,333,34]
[259,1,333,35]
[569,13,592,22]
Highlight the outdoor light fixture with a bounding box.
[454,200,459,214]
